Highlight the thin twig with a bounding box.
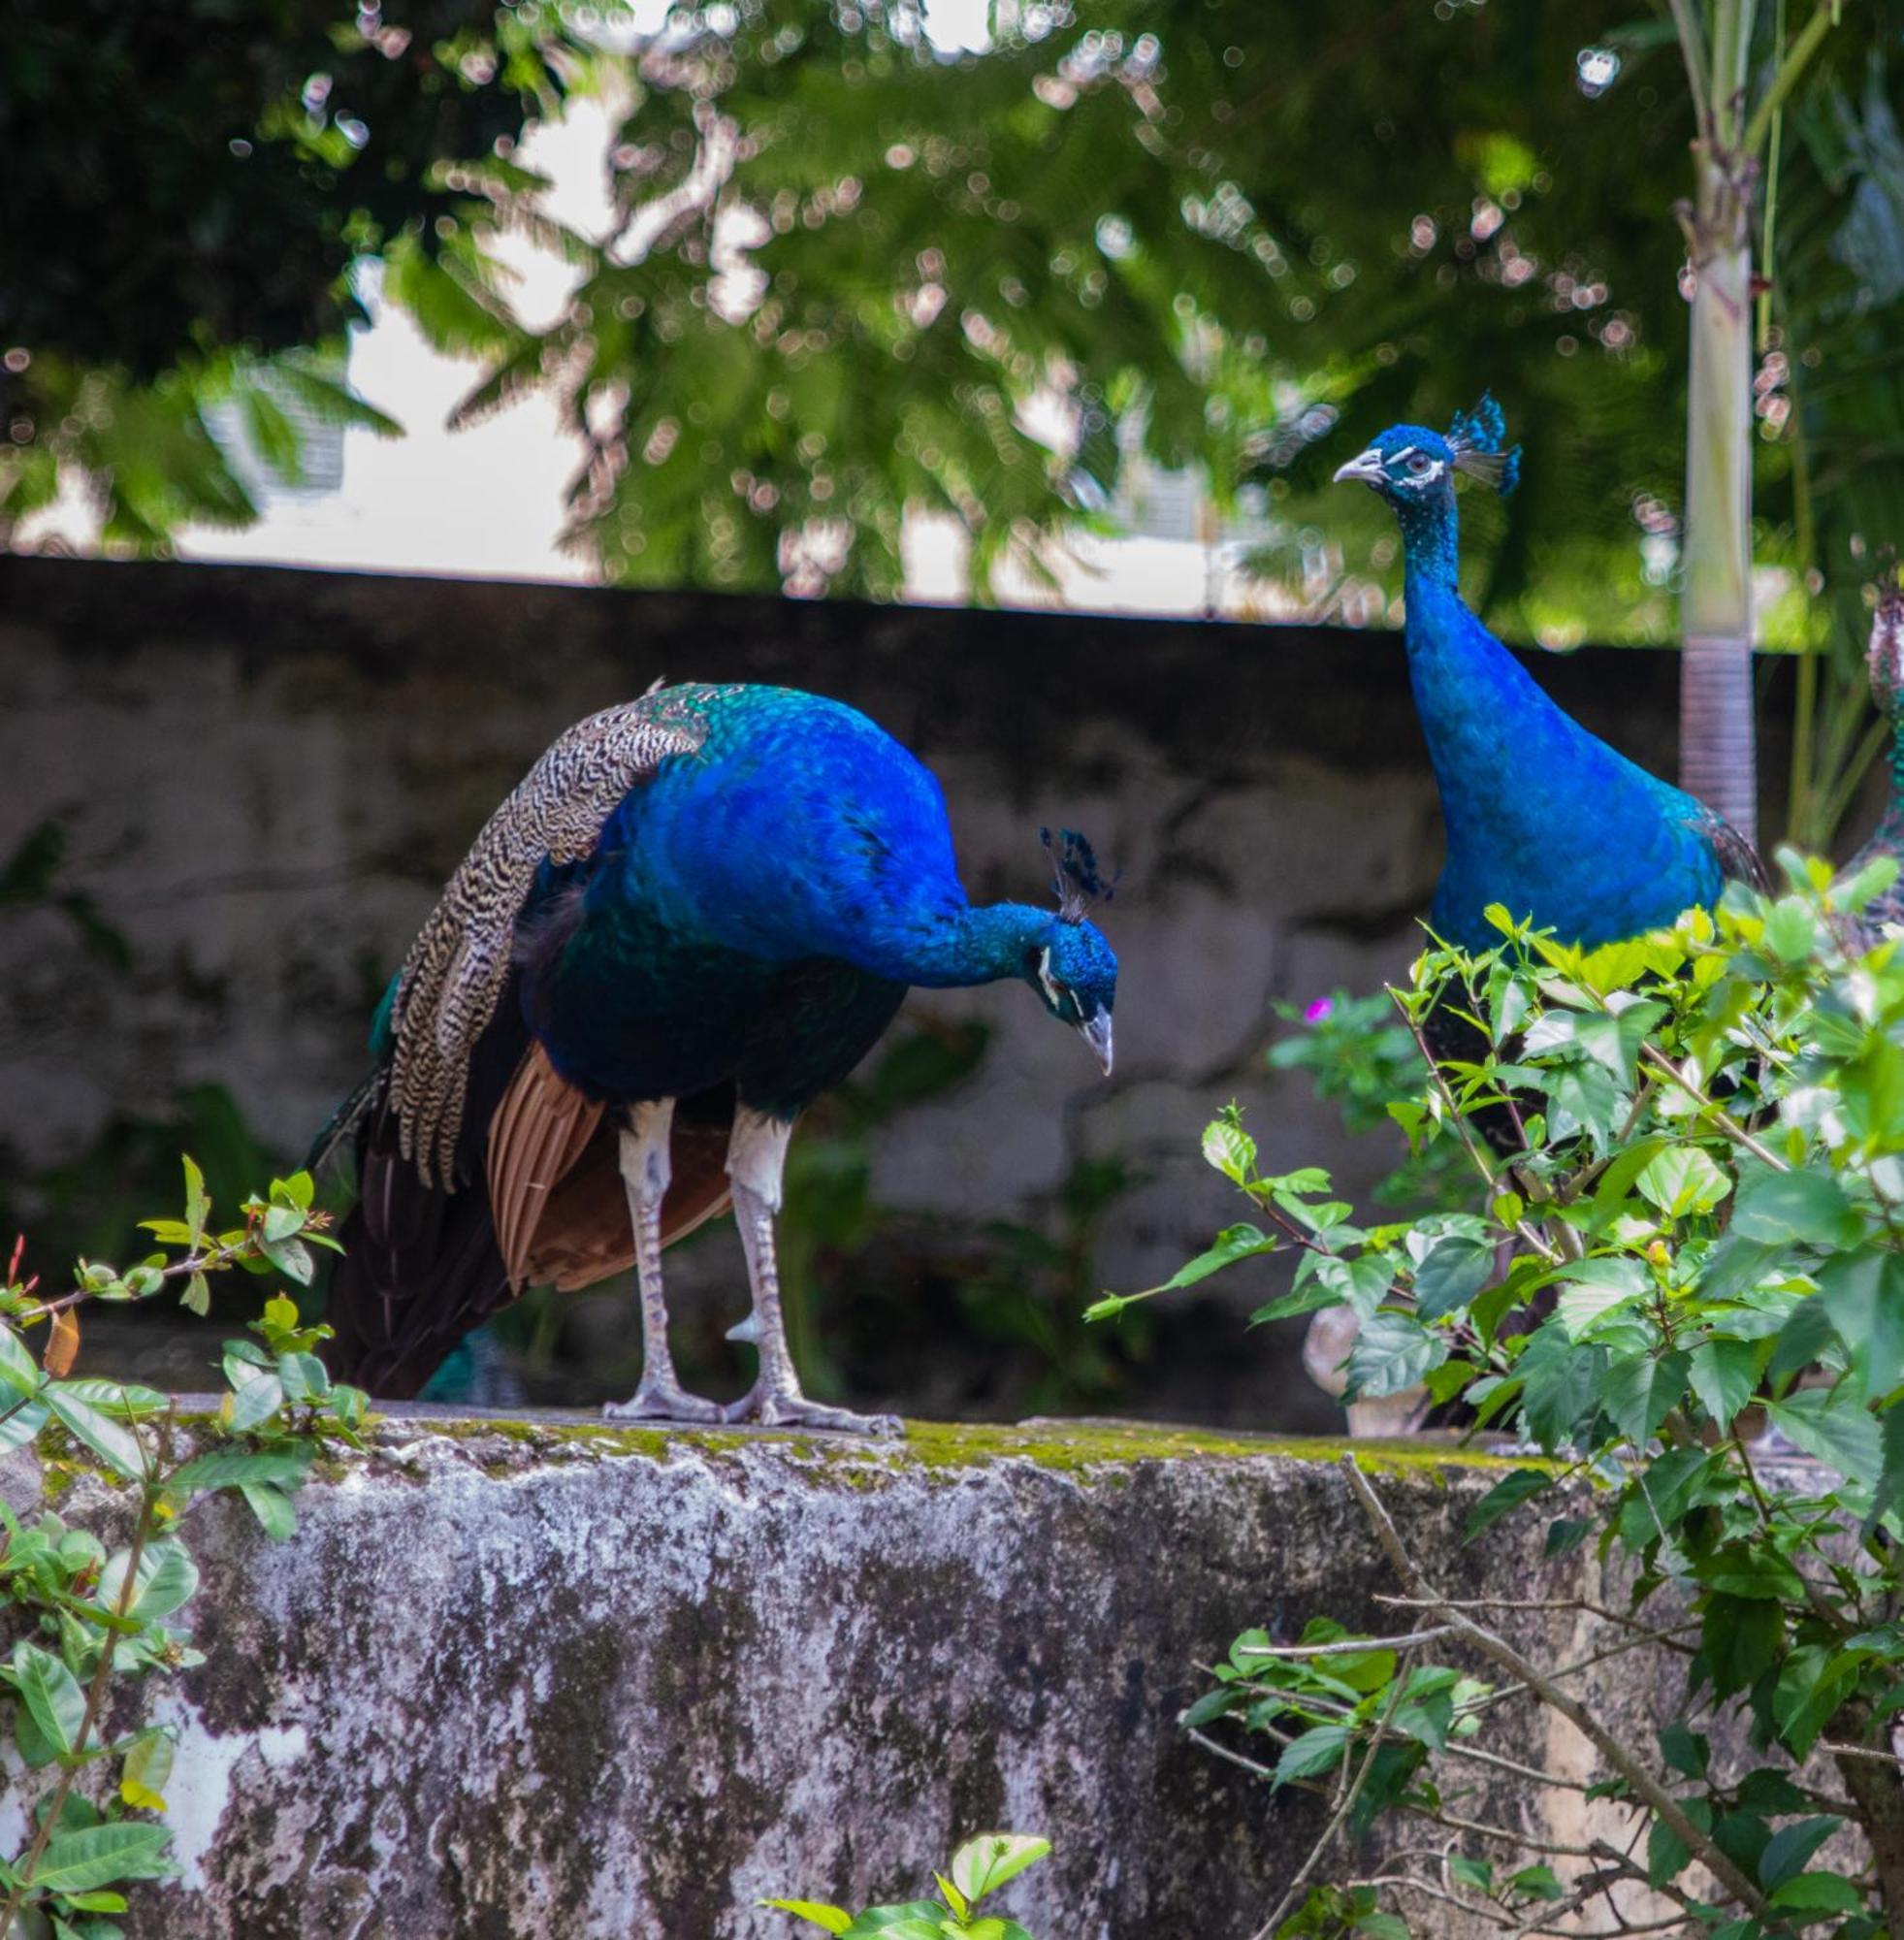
[1636,1045,1788,1172]
[1341,1455,1769,1917]
[1234,1627,1458,1661]
[1246,1670,1412,1940]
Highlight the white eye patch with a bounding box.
[1037,946,1064,1008]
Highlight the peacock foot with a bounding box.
[603,1375,726,1425]
[722,1382,903,1439]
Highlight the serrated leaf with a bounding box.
[1464,1467,1550,1541]
[1689,1338,1759,1428]
[1635,1145,1731,1217]
[1766,1390,1883,1488]
[1413,1234,1495,1320]
[1344,1310,1446,1401]
[1758,1816,1842,1892]
[1274,1725,1349,1785]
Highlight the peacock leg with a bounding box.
[603,1097,726,1424]
[720,1105,901,1438]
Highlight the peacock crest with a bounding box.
[1041,826,1115,925]
[1446,393,1523,498]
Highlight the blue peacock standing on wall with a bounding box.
[1332,395,1765,965]
[318,682,1117,1435]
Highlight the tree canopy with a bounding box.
[3,2,1900,658]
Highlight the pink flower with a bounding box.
[1304,996,1335,1024]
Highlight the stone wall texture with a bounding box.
[1,1417,1673,1940]
[0,559,1805,1423]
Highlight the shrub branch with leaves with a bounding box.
[0,1161,364,1938]
[1102,854,1904,1937]
[766,1832,1051,1940]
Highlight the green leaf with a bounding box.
[1766,1390,1883,1488]
[181,1272,211,1318]
[1659,1720,1709,1779]
[1201,1117,1256,1185]
[1274,1725,1350,1785]
[1509,1864,1565,1902]
[1634,1143,1732,1217]
[99,1538,198,1622]
[241,1481,298,1539]
[1554,1256,1648,1340]
[1464,1467,1551,1541]
[224,1370,284,1434]
[1704,1594,1784,1700]
[181,1153,209,1251]
[1153,1224,1277,1295]
[949,1833,1049,1905]
[759,1902,855,1935]
[1818,1247,1904,1399]
[258,1236,314,1286]
[1730,1164,1862,1248]
[0,1322,42,1398]
[1343,1311,1446,1402]
[44,1390,146,1481]
[1767,1872,1862,1915]
[1758,1817,1843,1892]
[1448,1856,1493,1892]
[166,1445,312,1495]
[12,1640,85,1756]
[0,1397,49,1455]
[1412,1234,1495,1321]
[120,1730,175,1813]
[28,1822,174,1893]
[1601,1348,1690,1445]
[1688,1338,1759,1429]
[1647,1817,1691,1887]
[1518,1327,1605,1450]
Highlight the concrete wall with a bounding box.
[1,1416,1673,1940]
[0,560,1799,1423]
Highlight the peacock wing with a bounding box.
[387,689,715,1191]
[1693,806,1770,893]
[487,1049,736,1292]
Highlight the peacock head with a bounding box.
[1028,828,1118,1076]
[1332,394,1522,508]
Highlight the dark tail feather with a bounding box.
[321,999,532,1400]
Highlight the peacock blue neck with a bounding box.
[1395,489,1461,589]
[844,900,1051,989]
[1395,495,1722,952]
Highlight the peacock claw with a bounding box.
[603,1378,726,1425]
[722,1385,903,1439]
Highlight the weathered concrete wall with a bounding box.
[0,560,1805,1421]
[1,1416,1657,1939]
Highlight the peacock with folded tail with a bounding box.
[1332,395,1765,964]
[317,682,1117,1434]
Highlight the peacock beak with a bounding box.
[1078,1010,1113,1078]
[1333,447,1386,488]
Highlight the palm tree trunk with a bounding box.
[1675,0,1759,843]
[1679,143,1757,839]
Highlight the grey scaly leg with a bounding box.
[603,1097,726,1424]
[720,1105,901,1437]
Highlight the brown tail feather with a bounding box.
[487,1048,735,1293]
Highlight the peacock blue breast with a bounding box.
[517,685,947,1118]
[1407,578,1726,953]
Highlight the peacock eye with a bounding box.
[1404,452,1432,476]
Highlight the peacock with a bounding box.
[1847,576,1904,939]
[1333,395,1764,959]
[318,682,1117,1435]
